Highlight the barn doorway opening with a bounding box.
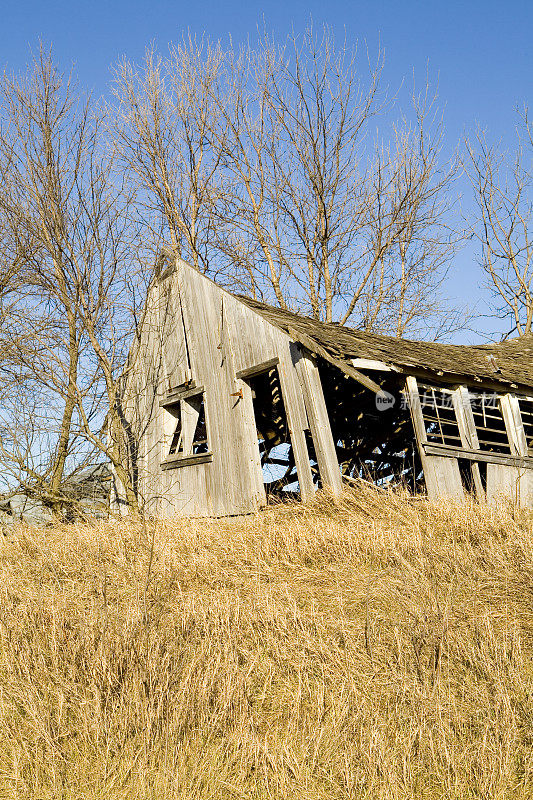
[246,365,314,499]
[317,360,423,492]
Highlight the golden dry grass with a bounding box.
[0,483,532,799]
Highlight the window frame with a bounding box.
[160,386,212,470]
[515,394,533,456]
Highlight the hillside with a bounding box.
[0,484,532,799]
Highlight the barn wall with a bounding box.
[124,259,324,517]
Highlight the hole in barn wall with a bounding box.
[246,366,315,500]
[317,360,423,492]
[457,458,487,497]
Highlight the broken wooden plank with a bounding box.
[160,384,202,407]
[236,358,280,380]
[351,358,399,372]
[276,343,315,502]
[497,393,533,506]
[452,386,485,500]
[292,345,343,496]
[423,442,533,469]
[500,393,528,455]
[161,453,213,470]
[287,327,382,394]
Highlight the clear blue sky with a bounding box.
[0,0,531,341]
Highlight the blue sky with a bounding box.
[0,0,531,340]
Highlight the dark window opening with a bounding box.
[247,367,303,499]
[458,458,474,494]
[304,429,321,489]
[478,460,488,492]
[191,395,209,454]
[469,392,511,454]
[458,458,487,497]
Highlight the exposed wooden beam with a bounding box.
[161,453,213,470]
[423,442,533,469]
[500,393,528,455]
[287,327,382,394]
[452,386,485,500]
[293,346,343,496]
[351,358,399,372]
[236,357,280,380]
[160,384,203,407]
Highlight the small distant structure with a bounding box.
[0,464,111,527]
[116,255,533,517]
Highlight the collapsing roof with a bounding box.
[239,297,533,392]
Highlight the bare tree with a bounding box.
[113,28,460,336]
[112,37,226,273]
[465,108,533,337]
[215,28,387,322]
[0,35,466,516]
[0,48,142,513]
[216,30,459,333]
[358,94,461,337]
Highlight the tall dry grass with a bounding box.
[0,483,532,799]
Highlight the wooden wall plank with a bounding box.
[292,344,342,495]
[177,264,258,516]
[487,463,520,505]
[453,386,485,500]
[276,339,315,502]
[501,394,528,455]
[499,393,533,507]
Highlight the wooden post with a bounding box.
[277,343,315,502]
[452,386,485,500]
[500,394,528,455]
[292,345,342,496]
[239,379,268,507]
[498,393,533,506]
[405,376,464,500]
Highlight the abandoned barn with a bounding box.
[117,255,533,517]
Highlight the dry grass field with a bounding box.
[0,483,532,799]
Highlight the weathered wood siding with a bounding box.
[122,257,533,515]
[124,258,340,517]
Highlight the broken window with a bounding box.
[418,384,462,447]
[163,390,210,462]
[469,392,511,454]
[517,396,533,454]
